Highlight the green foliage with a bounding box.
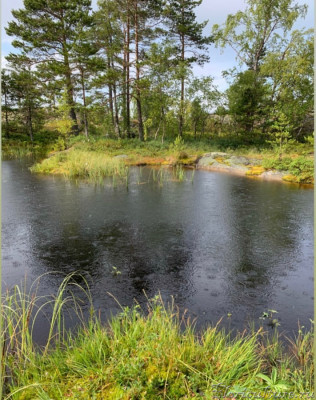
[261,29,313,137]
[257,368,291,393]
[227,70,269,132]
[213,0,311,137]
[52,136,67,152]
[267,112,293,157]
[262,156,314,183]
[212,0,307,71]
[1,282,313,399]
[3,0,312,146]
[173,135,185,150]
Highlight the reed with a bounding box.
[0,282,313,399]
[174,165,185,181]
[30,150,129,182]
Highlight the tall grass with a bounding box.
[30,150,129,182]
[0,274,92,399]
[0,281,313,399]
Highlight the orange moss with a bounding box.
[132,157,166,166]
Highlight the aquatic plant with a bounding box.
[174,165,185,181]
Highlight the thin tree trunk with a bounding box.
[27,104,33,142]
[179,25,185,137]
[154,116,162,140]
[4,90,9,139]
[122,27,127,135]
[63,40,79,136]
[126,11,131,138]
[80,67,89,137]
[162,116,165,144]
[134,0,144,141]
[107,59,115,129]
[112,80,121,137]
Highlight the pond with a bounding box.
[2,160,313,342]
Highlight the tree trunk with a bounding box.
[27,104,33,142]
[112,79,121,137]
[80,67,89,138]
[107,59,115,129]
[126,11,131,138]
[63,40,79,136]
[134,0,144,141]
[162,116,165,144]
[122,27,127,136]
[179,25,185,137]
[4,89,9,139]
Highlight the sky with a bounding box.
[1,0,314,91]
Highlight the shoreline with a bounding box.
[3,138,314,186]
[125,152,314,186]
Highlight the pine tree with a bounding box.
[5,54,44,141]
[94,0,125,137]
[1,69,15,139]
[164,0,212,136]
[6,0,93,136]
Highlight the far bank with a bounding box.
[7,134,312,186]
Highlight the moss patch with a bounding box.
[246,166,266,176]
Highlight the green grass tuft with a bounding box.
[30,149,129,183]
[0,280,313,399]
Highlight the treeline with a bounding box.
[2,0,313,143]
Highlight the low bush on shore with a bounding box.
[0,277,313,399]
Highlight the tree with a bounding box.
[5,54,44,141]
[212,0,308,134]
[261,28,313,138]
[1,69,15,138]
[187,76,219,137]
[164,0,211,136]
[142,41,179,140]
[6,0,93,136]
[130,0,164,141]
[212,0,307,72]
[94,0,125,137]
[227,70,269,133]
[72,28,100,137]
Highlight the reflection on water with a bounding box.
[2,160,313,342]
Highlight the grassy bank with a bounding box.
[3,134,314,184]
[1,131,60,161]
[1,277,314,399]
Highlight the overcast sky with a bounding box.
[1,0,313,91]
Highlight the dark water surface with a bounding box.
[2,160,313,342]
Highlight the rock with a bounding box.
[197,155,216,167]
[248,158,262,166]
[228,156,250,165]
[207,161,231,170]
[228,163,249,172]
[261,170,286,180]
[114,154,129,159]
[197,152,228,166]
[210,152,228,157]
